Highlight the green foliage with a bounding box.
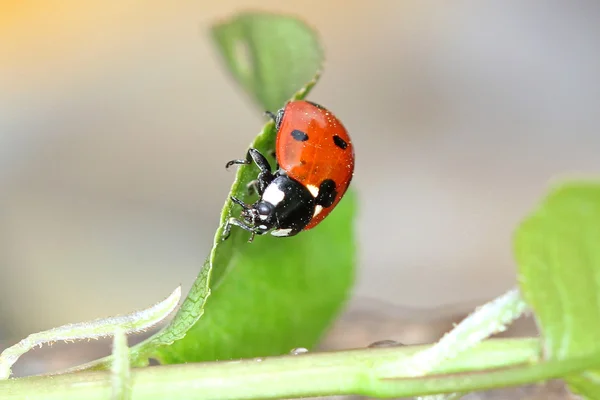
[5,8,600,400]
[152,11,356,363]
[212,11,323,113]
[515,182,600,398]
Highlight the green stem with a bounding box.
[396,288,528,377]
[375,352,597,397]
[110,328,131,400]
[410,288,528,400]
[0,339,547,400]
[0,287,181,379]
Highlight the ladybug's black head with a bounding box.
[240,201,275,234]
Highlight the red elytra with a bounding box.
[275,100,355,230]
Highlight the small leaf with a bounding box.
[212,11,323,112]
[515,181,600,397]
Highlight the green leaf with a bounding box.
[514,181,600,398]
[212,11,324,112]
[158,194,356,363]
[151,11,356,363]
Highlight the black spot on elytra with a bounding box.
[315,179,337,208]
[333,135,348,150]
[291,129,309,142]
[299,159,307,165]
[306,101,326,110]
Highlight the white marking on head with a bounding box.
[259,214,268,221]
[313,205,323,217]
[258,224,268,230]
[262,184,285,206]
[306,184,319,198]
[271,228,293,237]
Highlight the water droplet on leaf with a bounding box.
[289,347,309,355]
[367,340,404,348]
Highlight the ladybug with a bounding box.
[223,100,355,242]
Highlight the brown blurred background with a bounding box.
[1,1,599,391]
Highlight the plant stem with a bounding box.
[110,328,131,400]
[0,339,546,400]
[0,287,181,379]
[410,288,529,400]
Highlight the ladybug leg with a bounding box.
[246,179,260,196]
[244,149,275,195]
[230,195,251,210]
[224,196,261,242]
[226,148,271,172]
[264,110,277,122]
[248,148,271,173]
[226,149,274,196]
[264,108,284,130]
[222,217,258,242]
[225,154,251,169]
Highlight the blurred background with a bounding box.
[1,0,599,388]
